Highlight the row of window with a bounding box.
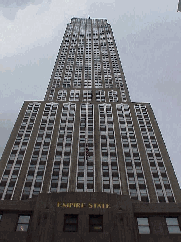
[50,103,76,193]
[63,24,79,89]
[76,104,95,192]
[0,213,102,233]
[137,217,181,234]
[134,104,175,203]
[84,23,92,88]
[0,214,30,232]
[0,102,41,200]
[66,215,181,234]
[73,27,84,88]
[104,27,127,102]
[62,26,78,88]
[100,24,127,102]
[71,18,107,26]
[93,22,103,88]
[64,214,103,232]
[99,104,121,194]
[57,89,121,102]
[0,212,180,235]
[21,103,58,200]
[101,42,113,88]
[117,104,149,202]
[49,24,73,99]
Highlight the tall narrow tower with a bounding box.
[0,17,180,203]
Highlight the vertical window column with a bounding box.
[49,103,76,193]
[73,22,84,88]
[93,21,103,88]
[48,23,74,100]
[76,104,95,192]
[62,23,76,89]
[84,20,92,88]
[105,27,127,101]
[20,103,58,200]
[99,104,121,195]
[134,104,175,203]
[116,104,149,202]
[0,102,40,200]
[98,22,113,89]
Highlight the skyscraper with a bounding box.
[0,17,181,242]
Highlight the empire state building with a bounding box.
[0,17,181,242]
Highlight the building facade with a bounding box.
[0,17,181,242]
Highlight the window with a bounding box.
[89,215,103,232]
[64,214,78,232]
[16,215,31,232]
[137,217,150,234]
[57,90,67,101]
[166,218,181,234]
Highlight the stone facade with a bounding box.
[0,193,181,242]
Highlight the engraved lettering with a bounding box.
[76,203,80,208]
[81,203,86,208]
[57,202,110,208]
[97,203,102,208]
[62,203,67,208]
[106,203,110,208]
[88,203,93,208]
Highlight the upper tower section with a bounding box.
[44,17,130,103]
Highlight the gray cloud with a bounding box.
[0,0,44,7]
[0,0,51,20]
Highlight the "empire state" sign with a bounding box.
[57,202,111,208]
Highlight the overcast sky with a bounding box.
[0,0,181,188]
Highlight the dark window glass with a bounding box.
[16,215,30,232]
[137,217,150,234]
[166,218,181,234]
[64,214,78,232]
[89,215,103,232]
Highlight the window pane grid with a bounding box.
[166,218,181,234]
[89,215,103,232]
[64,214,78,232]
[16,215,30,232]
[137,217,150,234]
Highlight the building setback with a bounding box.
[0,17,181,242]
